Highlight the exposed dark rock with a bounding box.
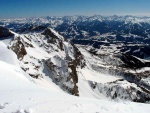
[42,28,58,41]
[68,62,79,96]
[0,26,14,37]
[44,40,85,96]
[67,43,86,96]
[9,37,27,60]
[121,54,150,69]
[29,73,39,79]
[24,41,34,48]
[136,71,150,78]
[70,42,86,68]
[45,54,80,96]
[89,80,150,102]
[59,40,64,51]
[45,58,75,94]
[89,48,98,55]
[42,28,64,50]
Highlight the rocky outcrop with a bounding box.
[42,28,60,40]
[0,26,14,37]
[89,80,150,102]
[44,42,85,96]
[40,28,85,96]
[121,54,150,69]
[41,28,64,50]
[68,43,86,95]
[45,57,76,95]
[9,37,27,60]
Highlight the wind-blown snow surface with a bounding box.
[0,42,150,113]
[0,42,18,66]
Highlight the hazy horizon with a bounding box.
[1,14,150,19]
[0,0,150,18]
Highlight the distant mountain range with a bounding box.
[1,15,150,43]
[1,15,150,59]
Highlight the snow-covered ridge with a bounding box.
[5,27,84,96]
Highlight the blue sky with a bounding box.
[0,0,150,18]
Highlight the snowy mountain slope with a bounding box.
[0,25,150,102]
[76,45,150,102]
[0,42,150,113]
[1,61,150,113]
[3,27,86,96]
[0,41,18,66]
[0,26,149,102]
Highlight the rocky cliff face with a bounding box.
[41,28,86,95]
[7,28,85,96]
[9,36,27,60]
